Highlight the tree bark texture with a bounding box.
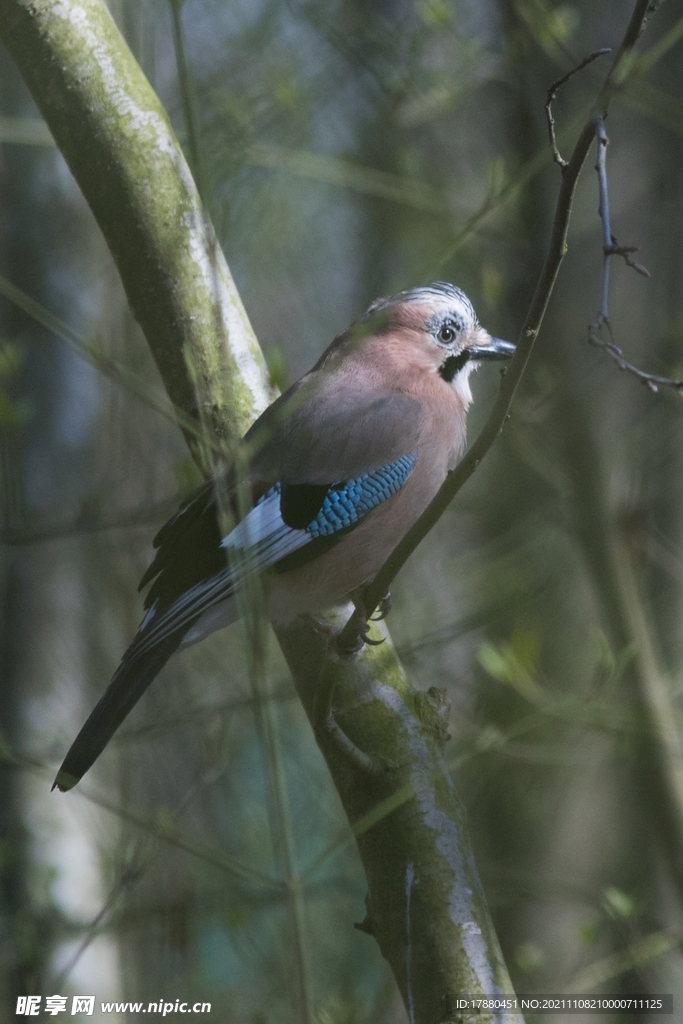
[0,2,522,1020]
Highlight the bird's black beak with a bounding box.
[467,337,516,361]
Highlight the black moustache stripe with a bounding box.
[439,351,469,383]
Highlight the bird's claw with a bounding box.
[370,590,392,622]
[334,611,385,658]
[361,627,385,646]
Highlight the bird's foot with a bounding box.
[318,704,385,773]
[298,610,383,659]
[334,609,385,659]
[332,590,389,657]
[313,636,387,775]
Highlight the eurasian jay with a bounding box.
[54,281,513,792]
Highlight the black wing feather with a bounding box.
[55,385,423,791]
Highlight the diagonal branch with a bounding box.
[0,2,662,1020]
[0,1,525,1020]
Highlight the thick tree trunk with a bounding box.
[0,2,521,1020]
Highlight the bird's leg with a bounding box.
[333,591,386,658]
[299,610,380,656]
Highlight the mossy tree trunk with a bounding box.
[0,1,522,1020]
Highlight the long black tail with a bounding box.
[53,632,182,792]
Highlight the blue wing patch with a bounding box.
[133,454,416,653]
[306,454,416,536]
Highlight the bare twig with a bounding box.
[594,116,613,324]
[588,116,682,396]
[545,48,612,169]
[588,335,683,394]
[593,116,651,322]
[334,0,657,655]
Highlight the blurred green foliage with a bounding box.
[2,0,683,1021]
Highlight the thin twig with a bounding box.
[169,6,315,1013]
[594,116,612,324]
[0,497,178,546]
[593,116,651,321]
[333,0,656,654]
[545,48,612,169]
[588,116,682,395]
[588,334,683,394]
[249,655,316,1024]
[168,0,207,203]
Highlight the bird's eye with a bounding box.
[438,323,457,344]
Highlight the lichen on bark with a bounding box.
[0,2,522,1019]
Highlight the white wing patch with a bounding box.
[221,489,312,569]
[132,490,312,655]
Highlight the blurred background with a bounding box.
[2,0,683,1020]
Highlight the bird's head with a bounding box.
[360,281,515,404]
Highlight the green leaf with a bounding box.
[478,630,544,702]
[602,885,636,920]
[514,940,545,973]
[481,263,504,308]
[478,642,512,683]
[265,345,289,392]
[156,809,176,838]
[579,921,602,946]
[416,0,454,26]
[174,457,204,496]
[0,340,25,378]
[516,0,580,59]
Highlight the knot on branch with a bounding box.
[414,687,451,748]
[603,240,650,278]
